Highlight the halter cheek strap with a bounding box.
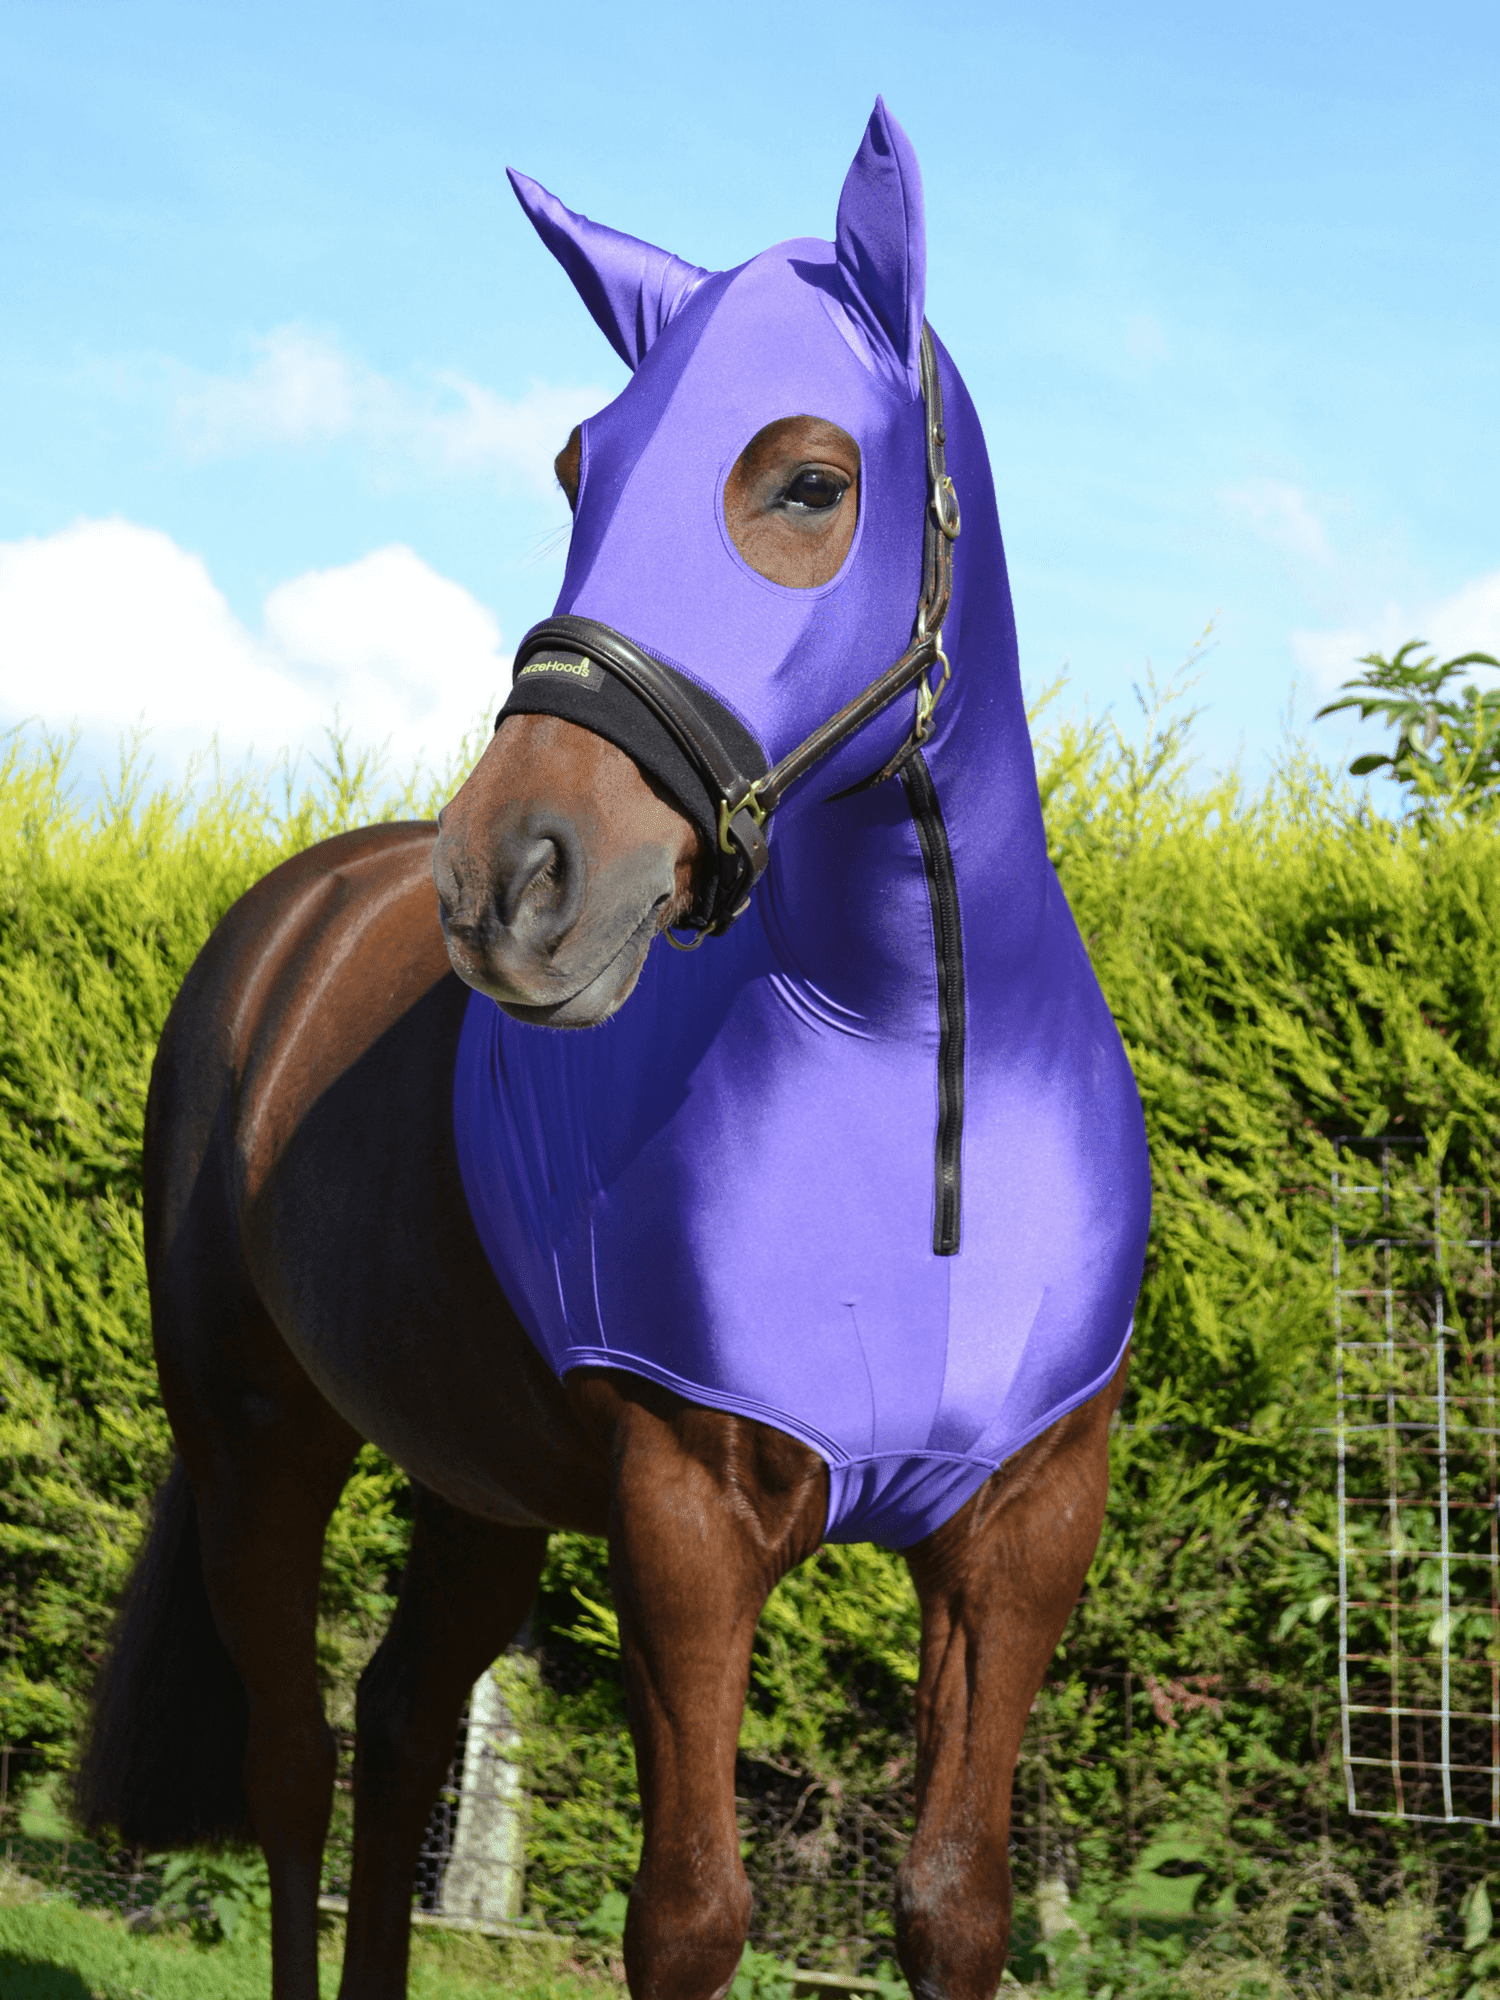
[498,321,960,938]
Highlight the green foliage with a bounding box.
[9,672,1500,1978]
[151,1849,270,1944]
[1316,639,1500,813]
[976,668,1500,1980]
[1167,1862,1484,1998]
[729,1942,797,2000]
[1010,680,1474,1912]
[574,1887,627,1941]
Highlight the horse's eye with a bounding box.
[784,470,846,512]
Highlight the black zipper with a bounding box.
[899,749,966,1255]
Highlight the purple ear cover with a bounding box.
[506,167,712,371]
[835,97,926,399]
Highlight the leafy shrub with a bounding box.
[152,1848,270,1943]
[3,669,1500,1961]
[1316,639,1500,811]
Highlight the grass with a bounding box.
[0,1875,621,2000]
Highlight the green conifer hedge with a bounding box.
[2,682,1498,1943]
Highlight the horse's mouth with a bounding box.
[443,895,670,1029]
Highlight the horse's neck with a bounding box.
[766,676,1051,1032]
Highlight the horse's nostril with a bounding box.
[498,837,557,925]
[495,823,586,944]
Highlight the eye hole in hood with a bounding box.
[722,415,861,590]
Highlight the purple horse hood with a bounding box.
[454,101,1151,1548]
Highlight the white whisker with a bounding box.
[523,522,573,567]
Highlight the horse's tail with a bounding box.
[73,1457,251,1847]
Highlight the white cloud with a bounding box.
[0,520,314,744]
[1290,624,1382,702]
[1219,479,1332,564]
[175,327,394,451]
[422,375,600,483]
[1292,567,1500,705]
[1426,569,1500,662]
[173,327,610,496]
[264,546,502,755]
[0,519,504,775]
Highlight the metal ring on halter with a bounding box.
[914,643,952,743]
[933,475,961,541]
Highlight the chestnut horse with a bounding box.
[78,102,1146,2000]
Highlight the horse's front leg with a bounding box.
[898,1350,1129,1999]
[571,1372,828,2000]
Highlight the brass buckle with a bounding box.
[717,785,769,857]
[914,641,951,743]
[932,475,961,540]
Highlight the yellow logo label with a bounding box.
[520,657,594,678]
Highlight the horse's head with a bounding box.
[434,99,940,1026]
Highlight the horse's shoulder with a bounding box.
[152,820,457,1210]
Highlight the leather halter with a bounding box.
[502,321,960,939]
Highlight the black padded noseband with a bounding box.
[502,621,769,932]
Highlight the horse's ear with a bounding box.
[835,98,926,399]
[507,168,712,371]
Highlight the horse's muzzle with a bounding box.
[431,713,698,1027]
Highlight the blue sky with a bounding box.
[2,0,1496,788]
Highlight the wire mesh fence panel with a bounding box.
[0,1743,163,1919]
[1333,1146,1500,1825]
[736,1770,910,1970]
[400,1729,909,1970]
